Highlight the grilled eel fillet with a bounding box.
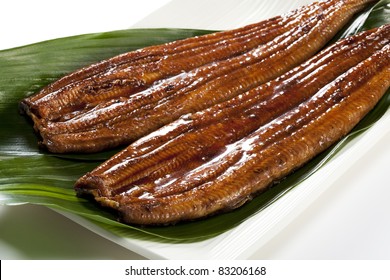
[19,0,377,153]
[75,24,390,225]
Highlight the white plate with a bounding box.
[56,0,390,259]
[1,0,389,260]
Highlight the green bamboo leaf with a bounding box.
[0,1,389,242]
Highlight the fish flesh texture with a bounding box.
[20,0,376,153]
[75,24,390,225]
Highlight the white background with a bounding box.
[0,0,389,260]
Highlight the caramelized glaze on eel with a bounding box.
[20,0,376,153]
[75,24,390,225]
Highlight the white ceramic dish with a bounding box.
[56,0,390,259]
[1,0,389,260]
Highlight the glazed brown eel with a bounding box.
[21,0,328,121]
[20,0,376,153]
[75,24,390,225]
